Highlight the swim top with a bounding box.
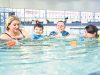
[49,31,69,36]
[4,30,25,40]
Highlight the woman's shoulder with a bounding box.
[21,29,29,38]
[0,33,11,40]
[0,33,6,37]
[21,29,27,33]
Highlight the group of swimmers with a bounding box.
[0,15,99,48]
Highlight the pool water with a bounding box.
[0,37,100,75]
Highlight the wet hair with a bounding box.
[34,24,44,30]
[6,15,21,30]
[85,25,98,37]
[57,21,65,24]
[36,20,40,24]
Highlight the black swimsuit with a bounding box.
[4,30,25,40]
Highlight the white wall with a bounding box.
[0,0,100,12]
[0,0,10,7]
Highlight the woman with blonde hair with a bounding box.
[0,15,28,41]
[0,16,28,47]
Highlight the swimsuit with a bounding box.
[32,34,44,40]
[4,30,25,40]
[49,31,69,36]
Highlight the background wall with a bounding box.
[0,0,100,12]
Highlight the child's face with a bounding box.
[34,26,43,35]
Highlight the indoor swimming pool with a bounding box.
[0,37,100,75]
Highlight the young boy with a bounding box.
[31,24,44,40]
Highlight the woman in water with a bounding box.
[0,15,29,47]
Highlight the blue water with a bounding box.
[0,38,100,75]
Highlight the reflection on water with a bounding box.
[0,37,100,75]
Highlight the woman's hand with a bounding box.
[6,40,16,48]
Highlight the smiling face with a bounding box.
[8,20,21,32]
[34,26,43,35]
[56,21,65,32]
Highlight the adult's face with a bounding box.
[8,20,20,32]
[56,22,65,32]
[57,22,65,32]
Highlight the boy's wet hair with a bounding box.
[85,25,98,34]
[34,24,44,29]
[85,25,98,37]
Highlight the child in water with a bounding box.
[70,25,99,47]
[31,24,44,40]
